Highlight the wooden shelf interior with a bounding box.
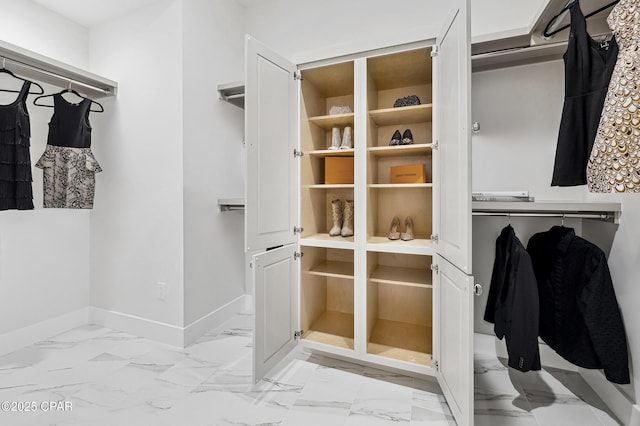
[302,247,354,350]
[369,104,433,126]
[367,186,432,241]
[301,186,354,238]
[367,48,432,112]
[308,113,355,130]
[367,152,433,185]
[367,269,432,364]
[301,152,354,186]
[308,148,355,157]
[368,144,432,158]
[301,61,355,152]
[368,252,432,287]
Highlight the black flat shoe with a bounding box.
[401,129,413,145]
[389,129,402,146]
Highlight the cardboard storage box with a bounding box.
[325,157,354,184]
[390,163,427,184]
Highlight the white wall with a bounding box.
[0,0,89,69]
[182,0,245,326]
[88,0,185,327]
[0,2,90,336]
[243,0,545,63]
[472,61,637,400]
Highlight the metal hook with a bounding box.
[2,57,5,69]
[561,213,565,227]
[68,80,73,90]
[508,212,511,225]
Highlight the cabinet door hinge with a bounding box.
[293,226,304,234]
[432,140,439,150]
[294,149,304,158]
[430,233,439,243]
[294,251,304,260]
[433,359,440,371]
[294,330,304,340]
[430,264,439,274]
[431,45,439,57]
[294,70,303,81]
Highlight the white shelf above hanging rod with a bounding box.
[0,40,117,99]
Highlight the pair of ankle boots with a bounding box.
[329,199,354,237]
[329,127,352,150]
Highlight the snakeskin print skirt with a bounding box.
[35,145,102,209]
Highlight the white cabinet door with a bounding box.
[433,2,472,274]
[253,244,299,382]
[434,255,473,426]
[245,36,298,252]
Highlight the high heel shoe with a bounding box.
[401,129,413,145]
[401,216,414,241]
[388,216,400,240]
[389,130,402,146]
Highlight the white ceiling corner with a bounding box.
[31,0,164,27]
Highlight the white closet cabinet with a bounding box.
[245,4,472,426]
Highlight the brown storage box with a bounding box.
[390,163,427,184]
[325,157,354,184]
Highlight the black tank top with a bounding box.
[551,0,619,186]
[47,93,92,148]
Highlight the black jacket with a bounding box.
[484,225,541,372]
[527,226,629,384]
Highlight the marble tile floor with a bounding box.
[0,311,621,426]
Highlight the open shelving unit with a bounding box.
[301,246,355,350]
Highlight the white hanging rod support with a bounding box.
[221,93,245,101]
[472,211,613,222]
[0,56,111,96]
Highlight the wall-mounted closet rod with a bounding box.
[0,56,110,96]
[221,93,245,101]
[472,211,612,221]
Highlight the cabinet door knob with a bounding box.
[472,122,480,133]
[474,283,483,296]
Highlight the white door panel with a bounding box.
[434,255,473,426]
[253,245,299,382]
[245,36,298,252]
[433,3,472,274]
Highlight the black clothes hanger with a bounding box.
[33,85,104,113]
[543,0,620,38]
[0,58,45,95]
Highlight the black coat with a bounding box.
[527,226,629,384]
[484,225,541,372]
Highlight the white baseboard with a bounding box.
[579,368,635,426]
[474,332,578,371]
[89,307,184,348]
[630,404,640,426]
[90,295,248,348]
[0,308,89,356]
[183,294,247,346]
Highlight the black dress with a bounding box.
[551,0,619,186]
[0,80,34,210]
[35,94,102,209]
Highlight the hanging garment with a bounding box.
[35,94,102,209]
[552,0,619,187]
[484,225,541,372]
[0,80,34,210]
[587,0,640,192]
[527,226,629,384]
